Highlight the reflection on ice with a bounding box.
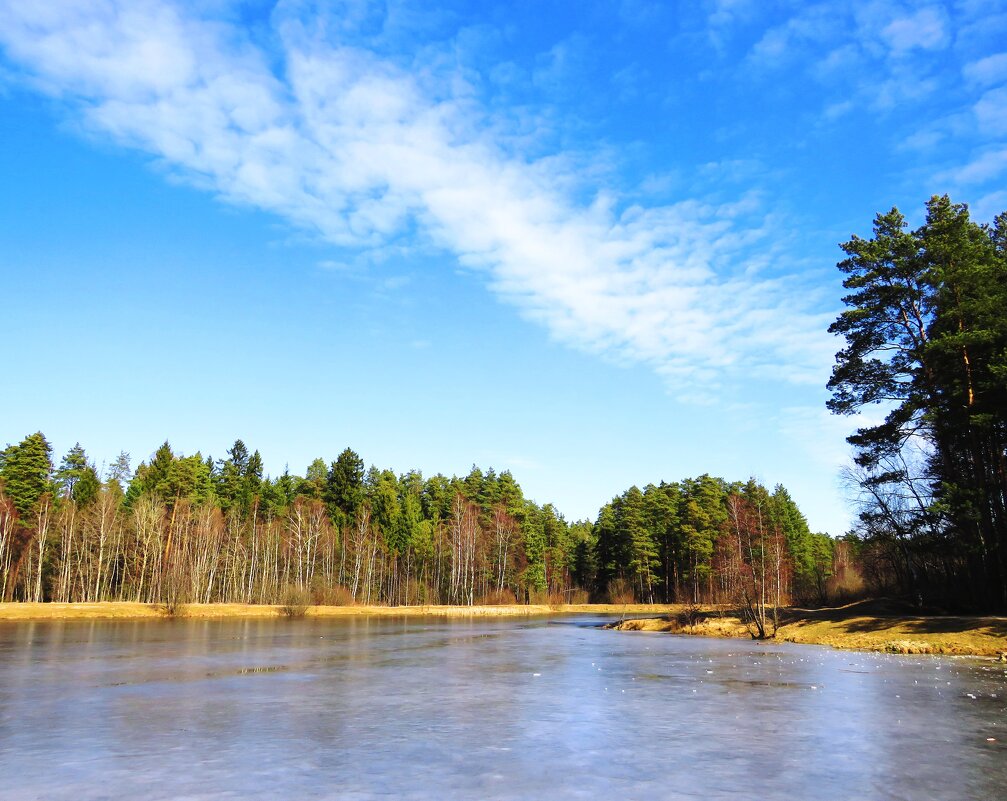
[0,616,1003,800]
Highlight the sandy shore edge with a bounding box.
[0,601,679,621]
[611,603,1007,658]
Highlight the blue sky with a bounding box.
[1,0,1005,533]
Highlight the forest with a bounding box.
[0,433,839,609]
[3,194,1001,614]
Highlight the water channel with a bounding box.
[0,615,1003,800]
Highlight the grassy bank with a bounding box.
[0,601,681,621]
[5,600,1003,658]
[610,600,1007,657]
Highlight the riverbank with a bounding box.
[0,601,681,621]
[610,600,1007,658]
[4,600,1004,658]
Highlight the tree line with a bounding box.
[0,433,838,608]
[829,195,1007,612]
[8,195,997,612]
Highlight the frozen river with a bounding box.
[0,615,1003,800]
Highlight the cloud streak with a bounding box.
[0,0,835,392]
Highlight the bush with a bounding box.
[311,584,356,606]
[159,600,186,618]
[279,586,311,618]
[677,604,705,627]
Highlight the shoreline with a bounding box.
[0,601,681,621]
[2,600,1004,658]
[611,600,1007,658]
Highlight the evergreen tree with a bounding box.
[0,432,55,517]
[644,482,680,602]
[261,468,297,517]
[128,441,175,503]
[521,507,547,596]
[770,485,813,599]
[215,439,250,514]
[496,470,524,514]
[422,474,454,523]
[618,486,658,601]
[55,443,100,506]
[568,520,597,594]
[829,196,1007,609]
[298,458,327,499]
[106,451,132,494]
[372,470,404,553]
[541,503,571,593]
[325,448,364,521]
[592,501,620,598]
[125,443,212,508]
[679,475,726,603]
[397,487,424,558]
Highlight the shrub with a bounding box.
[159,600,186,618]
[279,586,311,618]
[677,604,705,627]
[311,584,356,606]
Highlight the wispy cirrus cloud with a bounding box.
[0,0,835,394]
[745,2,953,110]
[963,52,1007,87]
[879,6,949,52]
[720,1,1007,215]
[935,146,1007,185]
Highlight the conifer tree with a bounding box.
[829,196,1007,609]
[0,432,54,517]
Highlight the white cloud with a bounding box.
[747,6,836,68]
[532,34,590,94]
[975,86,1007,135]
[962,52,1007,86]
[936,147,1007,185]
[880,7,949,53]
[901,128,944,151]
[812,44,860,81]
[706,0,756,29]
[0,0,833,394]
[742,3,948,113]
[973,189,1007,221]
[779,405,857,472]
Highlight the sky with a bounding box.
[1,0,1005,534]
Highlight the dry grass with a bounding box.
[774,606,1007,656]
[611,613,750,639]
[0,601,686,621]
[0,602,275,620]
[609,599,1007,657]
